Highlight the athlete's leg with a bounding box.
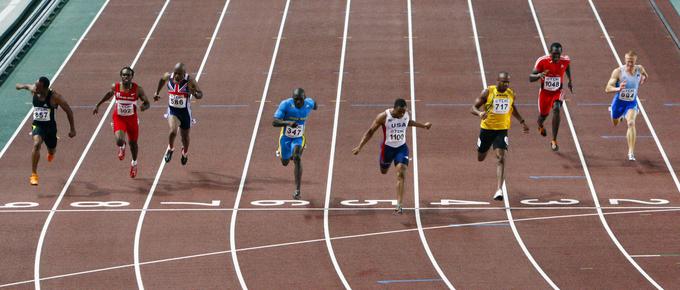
[625,108,638,156]
[495,148,506,192]
[551,100,562,141]
[395,163,407,208]
[180,128,190,154]
[32,134,44,174]
[477,150,488,162]
[168,115,180,149]
[114,130,126,147]
[292,145,303,192]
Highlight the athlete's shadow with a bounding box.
[153,171,240,196]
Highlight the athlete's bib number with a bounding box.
[544,76,561,91]
[387,129,405,143]
[117,103,134,116]
[492,98,510,114]
[618,88,635,102]
[285,125,304,138]
[169,94,187,108]
[33,107,50,122]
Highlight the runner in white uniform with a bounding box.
[352,98,432,214]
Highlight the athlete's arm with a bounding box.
[137,85,151,111]
[511,104,530,134]
[471,88,489,119]
[188,78,203,99]
[15,83,35,91]
[93,84,115,115]
[154,73,170,101]
[272,100,295,127]
[565,65,573,93]
[272,118,296,127]
[605,68,622,93]
[312,98,318,110]
[408,120,432,129]
[638,65,649,86]
[352,112,386,155]
[53,92,76,138]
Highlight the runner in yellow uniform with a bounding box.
[471,72,529,200]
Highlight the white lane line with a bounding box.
[468,0,557,288]
[0,0,111,160]
[32,1,171,289]
[7,207,679,289]
[4,205,680,213]
[529,1,661,288]
[132,1,233,289]
[229,0,292,288]
[323,0,351,288]
[407,0,454,289]
[587,0,680,193]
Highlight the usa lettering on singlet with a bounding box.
[617,66,641,102]
[168,73,189,109]
[384,109,409,148]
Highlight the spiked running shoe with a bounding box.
[493,189,503,201]
[164,148,174,163]
[30,173,38,186]
[118,144,126,161]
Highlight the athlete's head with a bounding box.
[549,42,562,62]
[292,87,306,108]
[173,63,186,82]
[35,76,50,95]
[624,50,637,69]
[393,98,407,118]
[496,71,510,92]
[120,66,134,84]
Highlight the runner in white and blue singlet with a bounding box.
[606,50,648,161]
[352,98,432,214]
[154,63,203,166]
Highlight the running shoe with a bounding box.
[47,153,54,162]
[164,148,174,163]
[493,189,503,201]
[628,153,636,161]
[538,125,547,137]
[293,189,301,200]
[550,140,559,152]
[130,163,138,178]
[180,148,188,166]
[118,144,126,161]
[394,204,403,214]
[29,173,38,186]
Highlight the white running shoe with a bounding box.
[493,189,503,201]
[628,153,636,161]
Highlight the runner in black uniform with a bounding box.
[16,76,76,185]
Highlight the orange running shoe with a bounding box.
[30,173,39,186]
[130,163,137,178]
[47,153,54,162]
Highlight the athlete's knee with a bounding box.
[477,151,487,162]
[380,167,389,174]
[396,167,406,180]
[626,118,636,128]
[116,138,125,147]
[496,154,505,165]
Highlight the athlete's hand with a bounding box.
[478,111,487,120]
[193,91,203,99]
[423,122,432,129]
[68,129,76,138]
[92,106,99,115]
[522,122,529,134]
[540,70,549,79]
[288,121,298,128]
[618,80,627,91]
[140,101,150,111]
[153,93,160,102]
[352,146,361,155]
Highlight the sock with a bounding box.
[131,160,137,166]
[168,145,174,151]
[181,147,188,156]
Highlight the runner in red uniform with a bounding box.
[93,66,150,178]
[530,42,573,151]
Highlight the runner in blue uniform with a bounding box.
[606,50,648,161]
[155,63,203,165]
[272,88,317,200]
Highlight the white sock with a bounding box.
[131,160,137,166]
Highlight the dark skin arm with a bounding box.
[52,92,76,137]
[93,84,115,115]
[154,73,170,101]
[352,112,387,155]
[188,78,203,99]
[511,104,530,133]
[137,86,151,111]
[407,120,432,129]
[15,83,35,91]
[471,88,490,119]
[565,65,573,93]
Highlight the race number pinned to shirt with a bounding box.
[543,76,561,91]
[169,94,187,108]
[618,88,635,102]
[285,124,304,138]
[117,103,134,116]
[33,107,50,121]
[492,98,510,114]
[387,129,406,143]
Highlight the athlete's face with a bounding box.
[497,76,510,91]
[34,80,47,96]
[120,69,133,84]
[550,48,562,62]
[625,54,637,69]
[293,95,305,108]
[393,106,406,118]
[173,70,184,82]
